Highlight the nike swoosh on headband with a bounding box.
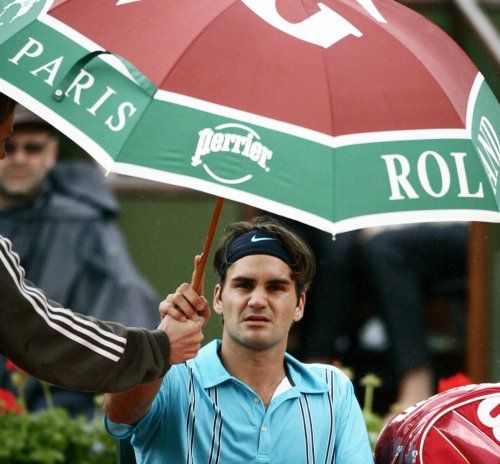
[250,235,276,243]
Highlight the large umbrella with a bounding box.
[0,0,498,236]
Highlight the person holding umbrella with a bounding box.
[0,92,204,393]
[104,217,373,463]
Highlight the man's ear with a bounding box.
[293,293,306,322]
[213,283,223,316]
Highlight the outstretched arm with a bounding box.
[104,278,208,424]
[104,313,204,424]
[0,234,169,392]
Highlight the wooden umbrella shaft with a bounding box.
[191,197,224,294]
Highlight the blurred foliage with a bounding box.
[361,374,384,450]
[0,406,115,464]
[0,362,114,464]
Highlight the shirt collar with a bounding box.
[194,340,232,388]
[195,340,329,394]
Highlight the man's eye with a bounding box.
[269,284,285,292]
[236,282,252,289]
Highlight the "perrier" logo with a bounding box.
[191,123,273,185]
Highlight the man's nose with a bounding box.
[7,150,30,163]
[248,287,267,309]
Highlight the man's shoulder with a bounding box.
[47,193,103,220]
[296,361,353,389]
[46,161,118,220]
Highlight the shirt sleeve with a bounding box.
[333,372,374,463]
[105,365,179,441]
[0,235,170,392]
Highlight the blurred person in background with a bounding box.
[359,223,468,415]
[0,104,160,417]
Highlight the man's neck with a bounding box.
[219,338,288,408]
[0,195,28,209]
[0,194,33,209]
[0,184,46,209]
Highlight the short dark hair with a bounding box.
[214,216,316,296]
[0,93,16,124]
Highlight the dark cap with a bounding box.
[13,106,54,133]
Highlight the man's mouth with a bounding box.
[243,314,271,325]
[4,167,29,179]
[7,172,28,181]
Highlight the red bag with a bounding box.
[374,384,500,464]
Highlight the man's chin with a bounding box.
[0,184,41,203]
[239,333,282,352]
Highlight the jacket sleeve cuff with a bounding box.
[150,329,170,376]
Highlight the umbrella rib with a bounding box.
[296,0,337,222]
[49,0,73,12]
[318,48,337,225]
[159,0,241,90]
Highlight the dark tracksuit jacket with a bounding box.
[0,234,170,392]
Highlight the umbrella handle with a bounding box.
[191,197,224,294]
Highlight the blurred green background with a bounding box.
[117,193,245,340]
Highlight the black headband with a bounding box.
[219,229,293,278]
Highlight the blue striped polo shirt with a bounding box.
[106,340,373,463]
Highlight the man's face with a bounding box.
[214,254,305,352]
[0,113,14,160]
[0,127,57,202]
